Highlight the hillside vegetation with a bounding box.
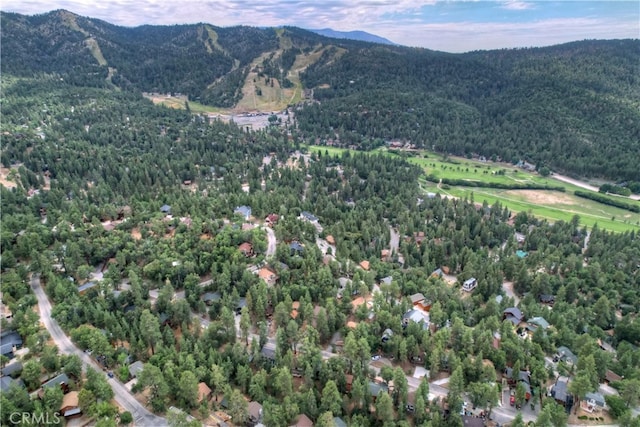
[1,10,639,182]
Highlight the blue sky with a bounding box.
[2,1,638,52]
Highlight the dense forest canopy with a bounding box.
[1,10,639,181]
[1,9,640,427]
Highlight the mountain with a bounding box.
[1,9,639,181]
[306,28,397,45]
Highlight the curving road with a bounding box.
[30,274,167,427]
[263,225,277,258]
[552,173,640,201]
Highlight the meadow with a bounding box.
[308,145,640,232]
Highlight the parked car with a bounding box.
[510,395,515,406]
[406,404,415,413]
[371,355,381,361]
[107,371,114,378]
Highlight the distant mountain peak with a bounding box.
[306,28,397,45]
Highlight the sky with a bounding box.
[2,0,638,52]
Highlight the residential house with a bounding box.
[260,347,276,364]
[299,211,318,223]
[290,241,305,256]
[266,214,280,226]
[462,278,478,292]
[0,376,24,393]
[410,293,431,311]
[550,376,572,409]
[403,309,430,331]
[526,317,550,334]
[380,276,393,286]
[238,242,254,257]
[605,369,622,384]
[503,307,524,326]
[554,346,578,365]
[359,260,370,271]
[128,361,145,379]
[515,232,526,245]
[539,294,555,306]
[326,235,335,245]
[581,392,606,413]
[368,382,389,402]
[201,292,221,306]
[197,382,212,404]
[257,267,278,286]
[290,414,314,427]
[381,249,391,261]
[40,373,70,396]
[78,281,97,295]
[234,205,252,221]
[381,328,394,343]
[333,417,348,427]
[504,368,532,400]
[597,339,616,354]
[0,331,23,359]
[160,204,171,214]
[351,296,372,314]
[248,401,263,426]
[431,268,444,278]
[1,362,22,377]
[60,391,81,419]
[462,416,485,427]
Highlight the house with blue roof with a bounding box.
[234,205,252,220]
[0,331,23,359]
[299,211,318,222]
[78,281,97,295]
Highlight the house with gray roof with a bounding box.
[554,346,578,365]
[0,331,23,358]
[582,392,606,413]
[503,307,524,326]
[128,361,144,378]
[234,205,252,220]
[402,309,430,330]
[0,376,24,392]
[299,211,318,223]
[550,376,572,408]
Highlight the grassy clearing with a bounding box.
[447,186,640,232]
[307,145,639,232]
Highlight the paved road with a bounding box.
[31,274,167,427]
[263,226,276,258]
[389,226,399,254]
[502,281,521,305]
[552,173,640,201]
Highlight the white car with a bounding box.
[371,355,381,361]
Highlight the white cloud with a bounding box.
[501,0,535,10]
[1,0,637,52]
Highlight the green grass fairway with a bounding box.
[307,145,640,232]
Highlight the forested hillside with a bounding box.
[2,10,639,181]
[2,12,640,426]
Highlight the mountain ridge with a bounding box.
[306,28,397,45]
[1,9,639,181]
